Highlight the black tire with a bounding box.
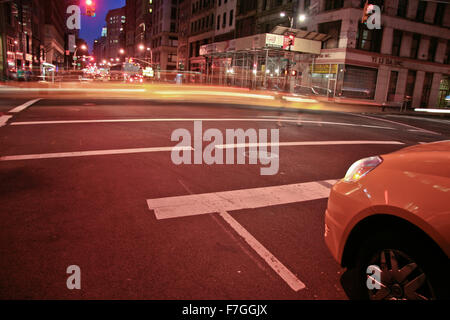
[352,228,449,300]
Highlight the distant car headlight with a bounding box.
[344,156,383,182]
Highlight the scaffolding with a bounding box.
[199,28,331,91]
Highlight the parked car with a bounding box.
[325,141,450,300]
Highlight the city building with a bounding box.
[105,7,126,60]
[177,0,191,71]
[214,0,237,42]
[125,0,137,58]
[0,0,69,79]
[43,0,67,69]
[187,0,216,74]
[151,0,179,71]
[301,0,450,108]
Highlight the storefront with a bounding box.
[312,48,450,108]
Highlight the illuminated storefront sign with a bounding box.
[310,64,338,74]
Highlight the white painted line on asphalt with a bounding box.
[215,140,405,149]
[154,91,276,100]
[147,179,338,220]
[385,114,450,125]
[218,210,306,292]
[0,115,13,127]
[0,88,146,93]
[415,108,450,114]
[282,96,318,103]
[8,98,42,113]
[0,146,193,161]
[10,118,395,130]
[350,113,440,135]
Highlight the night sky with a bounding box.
[79,0,126,53]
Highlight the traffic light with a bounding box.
[288,35,294,47]
[291,70,297,77]
[86,0,96,17]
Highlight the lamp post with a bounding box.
[73,44,87,70]
[138,44,153,66]
[280,12,307,29]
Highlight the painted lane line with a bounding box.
[147,179,339,220]
[351,113,440,135]
[10,118,395,130]
[282,96,318,103]
[385,114,450,125]
[415,108,450,114]
[0,146,193,161]
[8,98,42,113]
[0,115,13,127]
[0,88,146,93]
[219,210,306,291]
[154,91,275,100]
[215,140,405,149]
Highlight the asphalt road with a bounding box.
[0,97,448,300]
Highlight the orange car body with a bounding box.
[325,141,450,265]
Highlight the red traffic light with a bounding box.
[85,0,96,17]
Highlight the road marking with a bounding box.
[0,115,13,127]
[10,118,395,130]
[415,108,450,114]
[385,114,450,125]
[147,179,338,220]
[282,96,318,103]
[154,90,275,100]
[219,210,306,291]
[8,98,42,113]
[0,88,146,93]
[0,146,193,161]
[351,113,440,135]
[215,140,404,149]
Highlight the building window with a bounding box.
[397,0,407,17]
[405,70,417,99]
[319,21,342,49]
[428,37,438,62]
[356,23,382,52]
[434,3,446,26]
[222,12,226,28]
[416,1,427,22]
[387,71,399,101]
[392,30,402,56]
[421,72,433,107]
[324,0,343,11]
[229,10,234,26]
[171,7,177,19]
[217,15,220,30]
[445,41,450,65]
[305,0,311,12]
[410,33,421,59]
[170,22,176,33]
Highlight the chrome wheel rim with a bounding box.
[366,249,435,300]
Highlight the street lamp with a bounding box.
[73,44,87,70]
[280,12,307,28]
